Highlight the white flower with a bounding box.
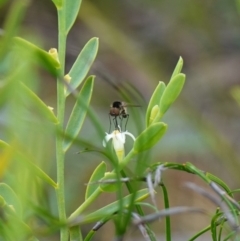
[103,128,135,161]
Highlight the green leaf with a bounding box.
[230,86,240,107]
[63,76,95,152]
[65,38,99,96]
[170,56,183,80]
[146,81,166,127]
[52,0,62,8]
[149,105,160,125]
[159,73,185,117]
[85,161,106,200]
[65,0,82,34]
[82,189,150,223]
[236,0,240,14]
[13,37,60,77]
[0,0,29,58]
[20,83,58,124]
[19,153,58,189]
[0,140,57,188]
[100,172,119,193]
[0,139,13,177]
[0,183,22,217]
[185,162,211,184]
[134,122,168,153]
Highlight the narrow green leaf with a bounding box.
[13,37,60,77]
[170,56,183,80]
[0,183,22,217]
[20,83,58,124]
[83,230,95,241]
[65,38,99,96]
[52,0,62,8]
[149,105,160,125]
[63,76,95,152]
[0,0,29,58]
[134,122,168,153]
[206,172,233,196]
[82,189,150,223]
[146,81,166,127]
[236,0,240,14]
[185,162,211,184]
[85,161,106,200]
[18,153,58,189]
[211,213,219,241]
[0,140,57,188]
[230,86,240,107]
[65,0,82,34]
[0,71,15,107]
[159,73,185,117]
[0,139,13,177]
[100,172,119,193]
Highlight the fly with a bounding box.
[109,101,140,131]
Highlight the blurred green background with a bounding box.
[1,0,240,240]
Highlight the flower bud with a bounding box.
[48,48,60,64]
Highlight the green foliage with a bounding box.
[0,0,29,58]
[20,83,58,124]
[146,81,165,126]
[0,183,22,217]
[100,172,119,192]
[13,37,60,77]
[134,122,168,153]
[159,73,185,116]
[51,0,63,9]
[231,86,240,106]
[145,57,185,126]
[63,75,95,151]
[0,1,239,241]
[170,56,183,80]
[85,161,106,200]
[65,38,99,96]
[82,189,150,224]
[64,0,82,34]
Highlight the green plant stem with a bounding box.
[119,149,136,170]
[188,225,211,241]
[68,149,136,222]
[121,170,156,241]
[69,187,102,221]
[161,183,171,241]
[56,7,68,241]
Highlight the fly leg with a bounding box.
[108,114,112,133]
[109,115,119,132]
[124,114,129,131]
[113,116,118,130]
[119,115,123,131]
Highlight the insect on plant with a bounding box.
[109,100,140,131]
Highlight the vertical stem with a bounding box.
[56,8,68,241]
[161,183,171,241]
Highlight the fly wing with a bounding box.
[122,102,141,107]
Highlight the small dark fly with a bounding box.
[109,101,140,131]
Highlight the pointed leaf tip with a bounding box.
[159,73,185,117]
[170,56,184,80]
[146,81,166,127]
[66,38,99,96]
